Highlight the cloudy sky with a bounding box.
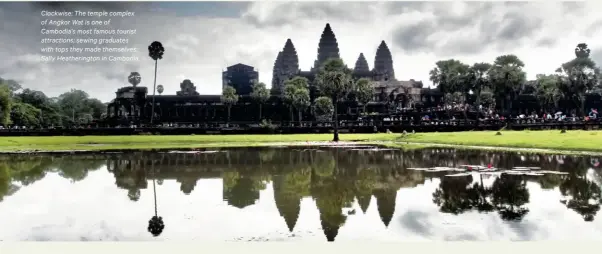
[1,1,601,102]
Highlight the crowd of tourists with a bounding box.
[416,104,600,126]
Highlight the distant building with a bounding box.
[222,63,259,96]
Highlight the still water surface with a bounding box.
[1,146,601,241]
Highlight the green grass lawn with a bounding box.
[0,131,600,152]
[398,130,602,152]
[0,133,398,152]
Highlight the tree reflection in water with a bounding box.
[559,173,601,221]
[491,174,530,221]
[147,160,165,237]
[469,175,494,213]
[432,175,474,215]
[0,148,601,241]
[431,173,530,221]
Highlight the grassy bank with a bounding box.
[398,130,602,152]
[0,130,600,153]
[0,133,398,152]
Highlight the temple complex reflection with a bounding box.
[0,148,601,241]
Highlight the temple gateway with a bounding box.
[105,23,443,126]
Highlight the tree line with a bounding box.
[0,41,165,128]
[429,43,601,116]
[0,78,107,128]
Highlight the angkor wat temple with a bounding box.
[270,23,425,102]
[103,23,601,127]
[104,23,441,126]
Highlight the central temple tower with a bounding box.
[311,23,341,72]
[373,40,395,81]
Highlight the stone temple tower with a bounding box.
[354,53,370,73]
[271,51,283,93]
[272,39,300,94]
[373,40,395,81]
[312,23,341,72]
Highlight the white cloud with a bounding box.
[1,1,601,102]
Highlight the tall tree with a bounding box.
[316,58,354,142]
[85,98,106,120]
[250,82,270,120]
[16,89,63,127]
[283,76,309,122]
[221,85,239,123]
[468,62,492,109]
[148,41,165,125]
[292,87,310,123]
[313,96,334,121]
[0,78,22,96]
[10,102,41,127]
[429,59,469,98]
[15,89,47,108]
[354,78,374,115]
[556,43,600,116]
[58,89,90,123]
[488,55,527,114]
[128,72,141,87]
[0,84,12,125]
[534,74,563,112]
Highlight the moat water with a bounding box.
[0,146,601,241]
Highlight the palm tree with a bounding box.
[0,84,11,126]
[148,41,165,125]
[313,96,334,122]
[429,59,468,98]
[157,84,164,95]
[221,85,239,123]
[128,72,141,87]
[488,55,527,114]
[147,162,165,237]
[556,43,600,116]
[250,82,270,120]
[316,58,354,142]
[535,74,562,112]
[354,78,373,115]
[468,62,492,110]
[283,77,309,122]
[575,43,591,59]
[292,87,310,124]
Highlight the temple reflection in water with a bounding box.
[0,147,601,241]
